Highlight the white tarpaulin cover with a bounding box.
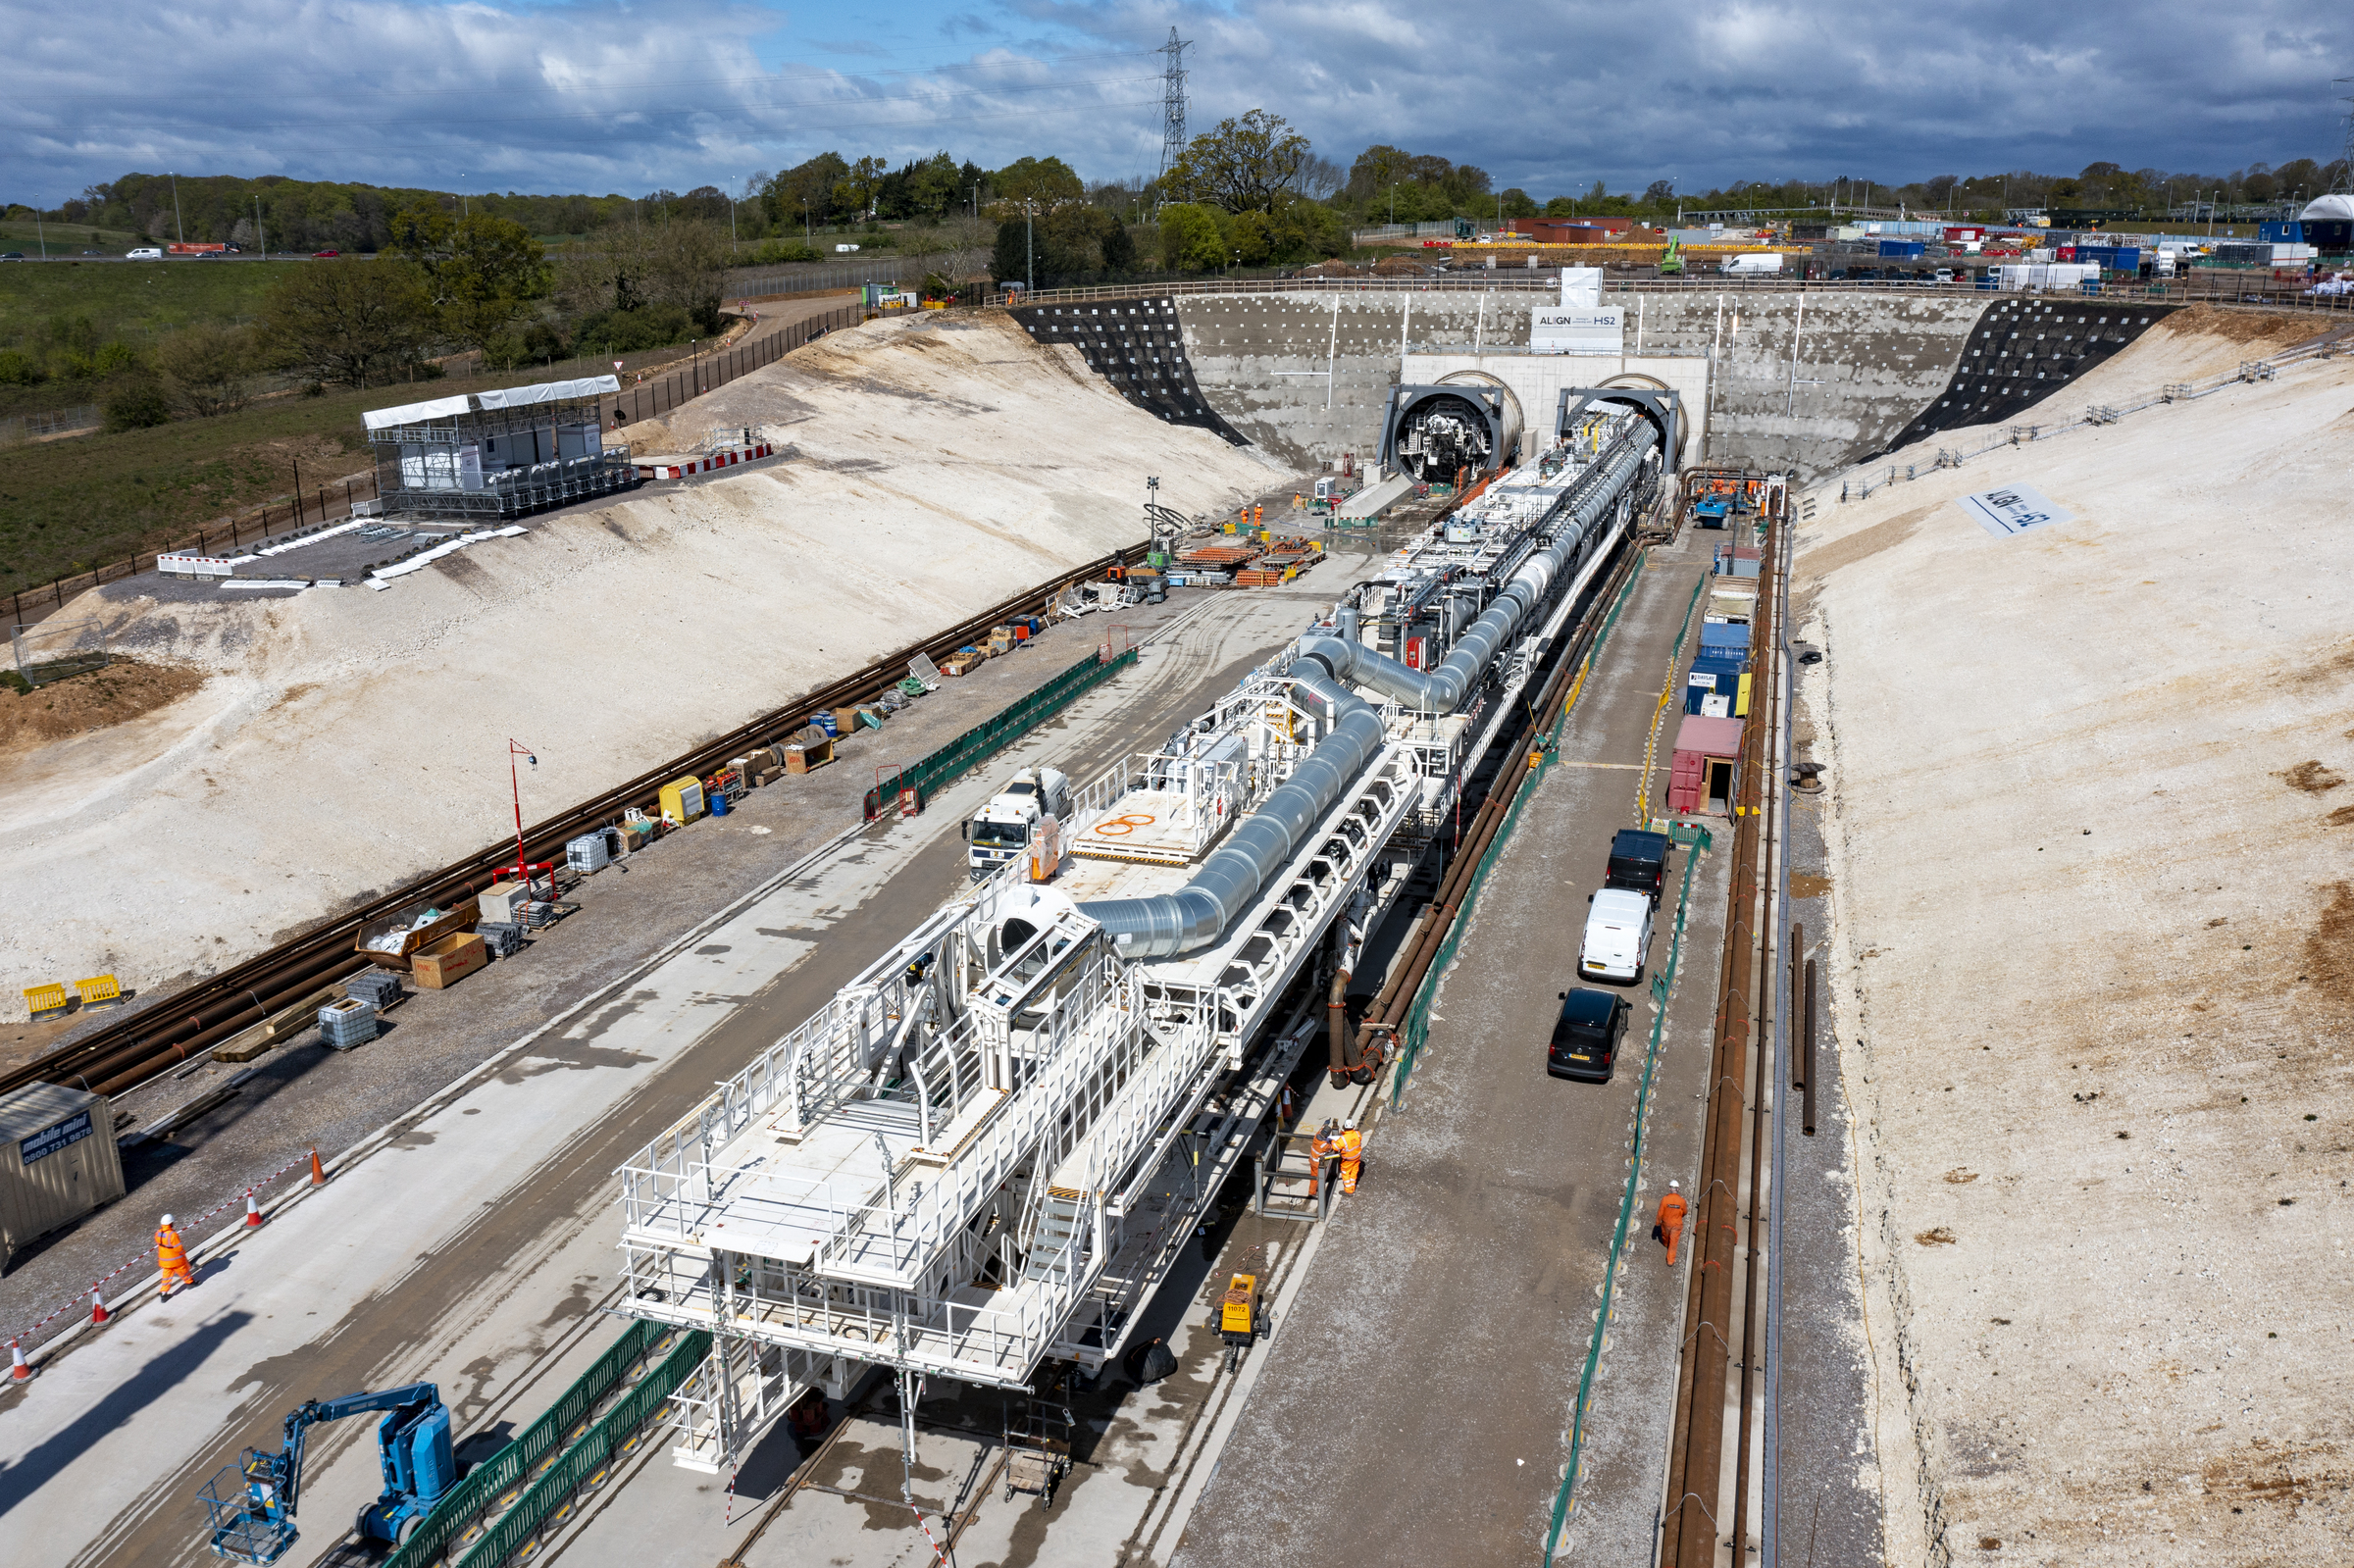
[362,393,471,431]
[1956,482,2074,539]
[473,375,621,410]
[363,375,621,431]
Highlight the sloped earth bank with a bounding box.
[1792,316,2354,1564]
[2,311,1287,1006]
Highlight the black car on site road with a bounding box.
[1548,988,1631,1083]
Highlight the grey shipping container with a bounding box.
[1,1082,127,1268]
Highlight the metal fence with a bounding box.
[0,403,102,445]
[2,304,860,632]
[1541,820,1714,1558]
[1388,557,1651,1105]
[863,643,1142,819]
[384,1320,707,1568]
[728,249,982,298]
[1835,329,2343,502]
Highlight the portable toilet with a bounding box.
[1666,715,1747,816]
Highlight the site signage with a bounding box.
[21,1109,93,1165]
[1530,304,1625,356]
[1955,483,2074,539]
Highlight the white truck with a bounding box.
[964,767,1073,882]
[1718,252,1784,276]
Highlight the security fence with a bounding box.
[1388,558,1650,1105]
[384,1321,708,1568]
[863,643,1142,819]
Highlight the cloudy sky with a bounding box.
[4,0,2349,204]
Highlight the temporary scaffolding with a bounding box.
[362,376,635,521]
[611,395,1664,1480]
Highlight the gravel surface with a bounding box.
[1791,310,2354,1566]
[3,307,1289,1013]
[0,594,1203,1341]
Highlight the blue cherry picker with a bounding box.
[197,1382,455,1562]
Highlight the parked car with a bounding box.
[128,246,164,260]
[0,252,22,262]
[1548,988,1630,1083]
[1580,888,1655,983]
[313,249,340,258]
[1605,829,1672,903]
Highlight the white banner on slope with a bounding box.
[1956,483,2074,538]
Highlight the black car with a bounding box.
[0,252,22,262]
[1548,988,1630,1082]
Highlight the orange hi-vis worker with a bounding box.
[1338,1120,1364,1194]
[1306,1118,1339,1196]
[156,1215,196,1296]
[1654,1182,1688,1265]
[1254,503,1264,528]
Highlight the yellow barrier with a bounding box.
[24,983,71,1021]
[76,974,125,1009]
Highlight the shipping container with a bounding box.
[1877,239,1925,258]
[1,1083,126,1268]
[1665,715,1746,816]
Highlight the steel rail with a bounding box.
[7,542,1149,1103]
[1661,494,1780,1568]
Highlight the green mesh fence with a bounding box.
[382,1321,706,1568]
[450,1329,710,1568]
[863,645,1141,819]
[1540,824,1713,1562]
[1387,558,1647,1108]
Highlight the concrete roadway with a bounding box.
[0,560,1371,1568]
[1171,529,1734,1568]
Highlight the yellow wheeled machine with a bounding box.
[1214,1272,1266,1373]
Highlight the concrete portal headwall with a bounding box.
[1161,287,2002,481]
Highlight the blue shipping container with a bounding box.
[1877,239,1925,257]
[1699,626,1752,658]
[2260,221,2300,244]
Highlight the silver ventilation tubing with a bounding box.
[1081,421,1657,960]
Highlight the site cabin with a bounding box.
[1667,715,1748,817]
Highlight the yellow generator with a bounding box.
[1215,1272,1263,1372]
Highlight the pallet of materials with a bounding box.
[1233,568,1290,586]
[1177,542,1262,569]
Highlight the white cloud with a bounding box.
[3,0,2347,201]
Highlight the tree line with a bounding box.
[0,204,737,431]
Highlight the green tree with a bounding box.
[153,324,256,417]
[388,203,548,351]
[1500,187,1539,219]
[764,153,850,230]
[1157,203,1226,271]
[990,218,1032,285]
[992,156,1084,205]
[1164,110,1312,213]
[257,260,436,388]
[559,218,731,336]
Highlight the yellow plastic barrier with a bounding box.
[24,983,71,1021]
[76,974,125,1008]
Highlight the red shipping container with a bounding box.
[1666,715,1745,817]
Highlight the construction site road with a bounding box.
[1171,529,1736,1568]
[0,554,1375,1568]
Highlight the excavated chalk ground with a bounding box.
[3,311,1289,1006]
[1793,307,2354,1566]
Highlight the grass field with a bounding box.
[0,218,148,256]
[0,258,281,348]
[0,333,740,598]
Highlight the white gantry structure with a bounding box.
[614,396,1665,1474]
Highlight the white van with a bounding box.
[1718,252,1783,277]
[1580,888,1655,983]
[127,247,164,260]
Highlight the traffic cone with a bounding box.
[90,1286,110,1326]
[9,1340,30,1383]
[309,1147,326,1188]
[243,1189,263,1229]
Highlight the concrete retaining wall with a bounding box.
[1005,284,2154,483]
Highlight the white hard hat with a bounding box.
[1344,1119,1358,1130]
[1667,1181,1679,1190]
[162,1213,176,1226]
